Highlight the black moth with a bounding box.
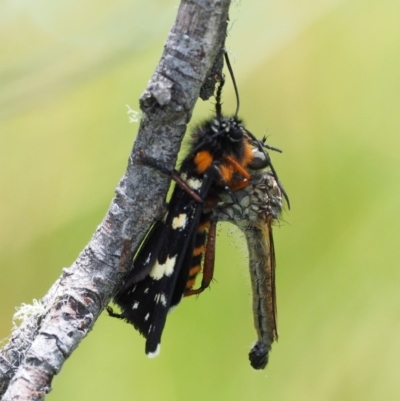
[108,53,287,363]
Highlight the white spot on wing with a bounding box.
[144,288,149,294]
[145,253,151,264]
[172,213,187,229]
[147,344,161,358]
[154,293,167,307]
[132,302,139,310]
[187,178,202,190]
[150,256,176,280]
[144,313,150,321]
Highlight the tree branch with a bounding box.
[0,0,231,399]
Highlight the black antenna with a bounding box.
[214,74,225,119]
[223,51,290,208]
[224,51,240,117]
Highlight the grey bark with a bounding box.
[0,0,231,399]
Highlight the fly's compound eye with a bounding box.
[249,148,271,170]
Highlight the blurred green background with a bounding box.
[1,0,400,400]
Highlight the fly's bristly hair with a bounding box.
[108,52,288,367]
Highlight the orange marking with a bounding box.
[189,265,202,276]
[224,155,251,179]
[185,278,196,290]
[193,245,206,257]
[243,141,254,167]
[194,151,213,173]
[198,220,211,232]
[219,164,235,183]
[229,179,250,191]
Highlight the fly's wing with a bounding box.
[114,174,211,357]
[267,219,278,338]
